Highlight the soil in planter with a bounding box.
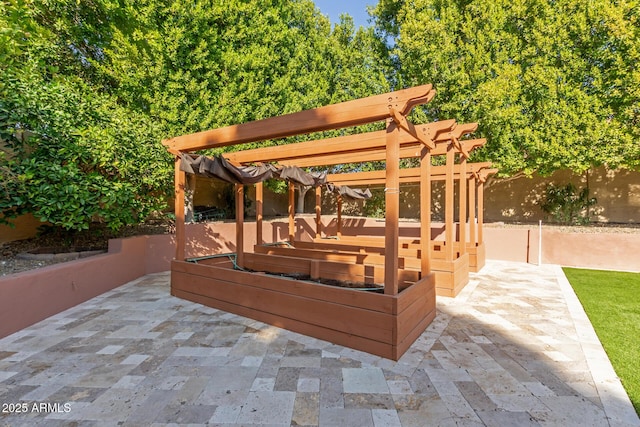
[244,269,385,292]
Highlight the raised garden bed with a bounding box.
[171,255,436,360]
[287,238,472,297]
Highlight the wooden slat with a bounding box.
[396,285,435,343]
[172,260,395,313]
[223,123,483,168]
[254,245,423,276]
[326,162,493,186]
[255,245,370,263]
[469,242,486,272]
[300,238,423,259]
[163,85,433,152]
[247,251,388,287]
[274,138,485,168]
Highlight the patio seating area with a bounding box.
[1,260,637,426]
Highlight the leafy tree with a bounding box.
[89,0,390,137]
[0,0,171,231]
[373,0,640,177]
[1,0,394,230]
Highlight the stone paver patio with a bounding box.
[0,260,638,426]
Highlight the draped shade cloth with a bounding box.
[326,183,372,200]
[180,154,276,184]
[180,154,370,200]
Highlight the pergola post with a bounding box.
[185,173,196,223]
[458,155,467,256]
[315,186,322,238]
[384,119,400,295]
[469,173,477,247]
[288,181,295,242]
[337,195,343,238]
[420,146,432,276]
[174,157,186,261]
[256,181,263,245]
[478,178,485,245]
[235,184,244,268]
[445,144,455,262]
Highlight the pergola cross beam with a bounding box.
[163,85,433,154]
[223,123,482,168]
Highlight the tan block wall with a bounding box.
[0,214,44,245]
[349,166,639,224]
[483,166,640,223]
[2,166,638,247]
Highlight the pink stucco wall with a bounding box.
[2,217,638,339]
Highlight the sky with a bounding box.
[313,0,375,28]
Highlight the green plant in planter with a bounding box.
[540,183,597,225]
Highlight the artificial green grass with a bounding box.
[563,267,640,416]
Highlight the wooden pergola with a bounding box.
[225,120,494,296]
[163,85,492,359]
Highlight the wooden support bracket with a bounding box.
[389,107,435,149]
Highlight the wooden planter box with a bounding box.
[430,253,469,297]
[467,242,486,273]
[171,256,436,361]
[291,238,471,298]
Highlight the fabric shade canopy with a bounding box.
[181,154,370,199]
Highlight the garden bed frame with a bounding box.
[164,85,490,359]
[321,163,497,295]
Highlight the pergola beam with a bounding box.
[224,120,460,165]
[273,138,486,168]
[326,163,493,186]
[162,85,434,153]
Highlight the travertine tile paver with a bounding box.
[0,261,638,426]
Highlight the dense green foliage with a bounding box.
[3,0,638,230]
[87,1,390,140]
[563,267,640,416]
[1,0,390,230]
[1,0,172,230]
[372,0,640,176]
